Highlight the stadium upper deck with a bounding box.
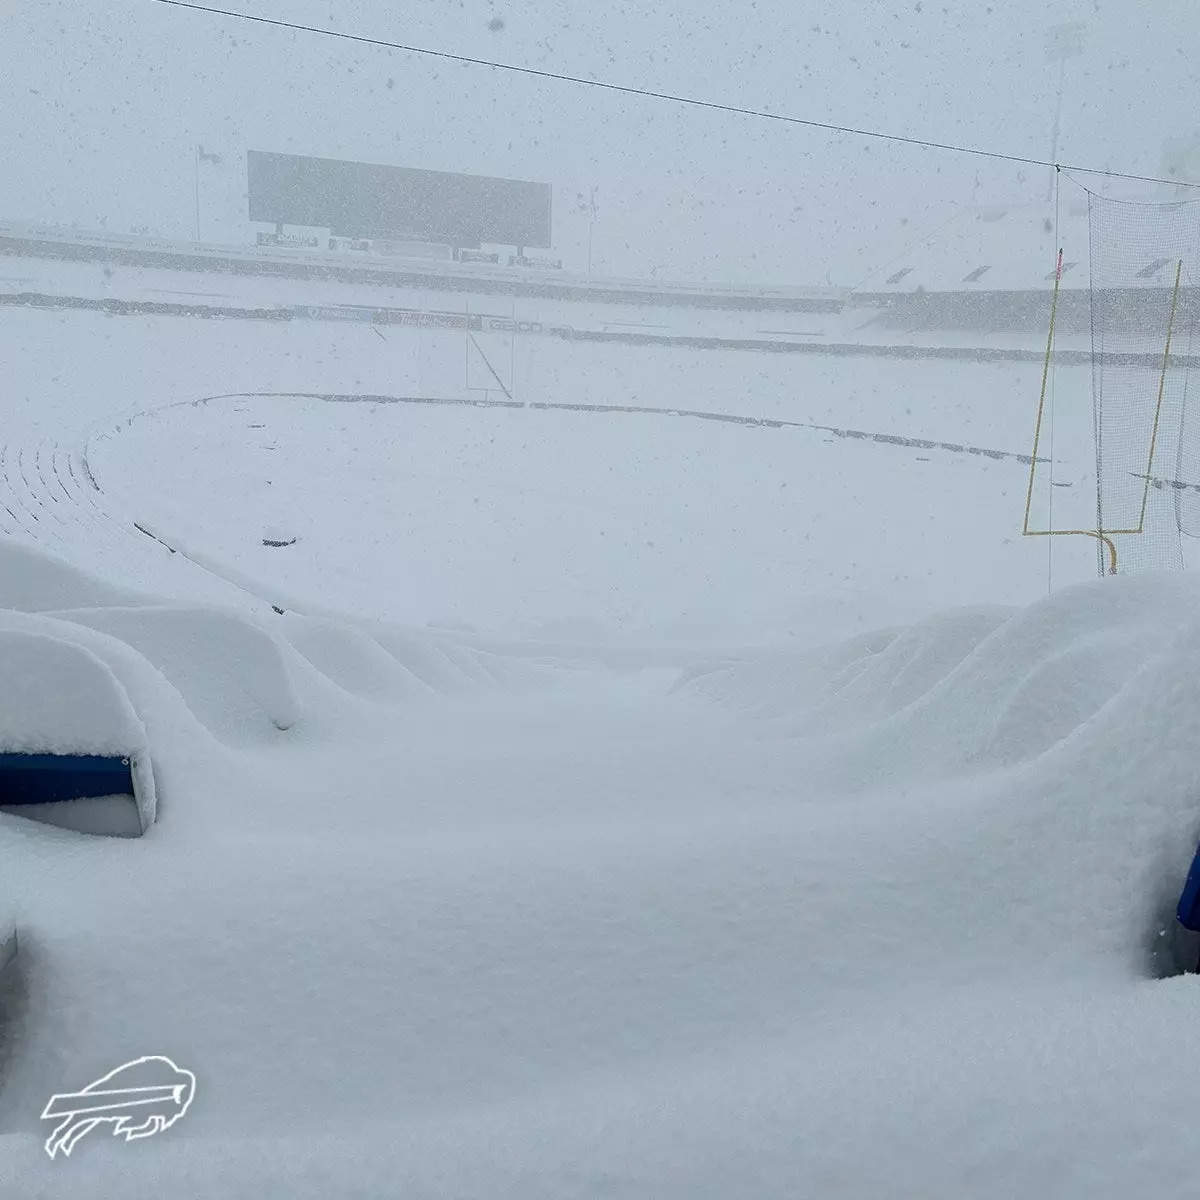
[0,221,846,314]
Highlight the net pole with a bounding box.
[1089,191,1105,577]
[1047,174,1062,594]
[1024,247,1064,535]
[1173,265,1196,543]
[1136,258,1184,533]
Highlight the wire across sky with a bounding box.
[148,0,1199,191]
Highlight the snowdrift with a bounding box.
[0,541,148,614]
[684,571,1200,972]
[4,547,1200,1195]
[0,540,530,836]
[0,629,154,832]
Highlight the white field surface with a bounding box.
[2,296,1199,1197]
[89,388,1082,639]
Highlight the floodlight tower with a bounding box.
[194,145,221,242]
[576,186,599,279]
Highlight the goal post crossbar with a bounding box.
[1023,248,1185,575]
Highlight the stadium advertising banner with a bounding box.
[247,151,552,249]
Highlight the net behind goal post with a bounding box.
[1027,183,1200,577]
[1089,190,1200,575]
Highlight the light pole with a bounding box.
[576,186,599,279]
[194,144,221,242]
[1044,23,1085,201]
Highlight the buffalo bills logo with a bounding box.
[41,1055,195,1159]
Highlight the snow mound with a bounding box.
[372,626,510,693]
[687,575,1198,780]
[686,572,1200,972]
[0,541,149,613]
[681,606,1014,728]
[0,629,155,829]
[816,573,1200,789]
[0,541,527,836]
[53,606,301,745]
[0,630,145,758]
[809,605,1015,731]
[677,625,902,718]
[283,616,432,702]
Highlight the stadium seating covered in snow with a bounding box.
[0,629,154,835]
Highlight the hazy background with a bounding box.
[1,0,1197,283]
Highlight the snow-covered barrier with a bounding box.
[0,629,154,834]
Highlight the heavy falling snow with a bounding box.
[4,1,1200,1197]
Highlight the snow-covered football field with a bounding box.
[3,294,1200,1198]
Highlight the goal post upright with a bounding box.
[1022,245,1121,574]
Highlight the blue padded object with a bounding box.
[0,753,134,806]
[1178,840,1200,931]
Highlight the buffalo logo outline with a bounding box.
[41,1055,196,1159]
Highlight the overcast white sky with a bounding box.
[2,0,1197,282]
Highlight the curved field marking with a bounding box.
[73,387,1046,627]
[101,389,1045,470]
